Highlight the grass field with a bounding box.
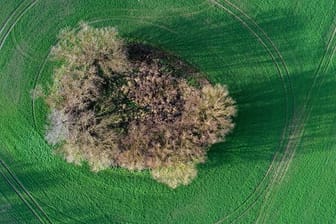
[0,0,335,223]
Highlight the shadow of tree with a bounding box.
[123,9,306,172]
[4,2,332,224]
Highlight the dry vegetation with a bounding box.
[42,23,236,188]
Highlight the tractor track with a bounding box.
[4,1,334,223]
[89,16,179,34]
[0,0,26,39]
[11,28,36,61]
[256,17,336,224]
[0,162,44,223]
[0,0,38,51]
[7,1,206,62]
[208,0,297,223]
[0,1,53,224]
[1,1,37,61]
[278,17,336,185]
[100,2,208,19]
[208,0,336,223]
[32,51,51,131]
[0,159,53,224]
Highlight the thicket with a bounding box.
[42,23,236,188]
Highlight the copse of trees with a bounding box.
[42,23,237,188]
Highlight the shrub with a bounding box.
[151,163,198,189]
[43,23,236,188]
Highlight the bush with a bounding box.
[43,23,237,188]
[151,163,198,189]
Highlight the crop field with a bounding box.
[0,0,335,223]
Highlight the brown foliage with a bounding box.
[44,24,237,188]
[151,163,198,189]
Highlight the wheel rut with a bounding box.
[0,159,53,224]
[208,1,336,223]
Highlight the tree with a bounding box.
[43,23,237,188]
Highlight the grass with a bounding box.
[0,0,335,223]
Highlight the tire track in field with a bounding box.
[0,1,53,223]
[90,3,291,224]
[256,17,336,224]
[11,3,206,62]
[0,0,38,51]
[102,1,208,19]
[209,1,336,222]
[0,161,44,223]
[277,16,336,186]
[0,1,26,37]
[7,1,336,223]
[1,0,294,222]
[11,28,36,61]
[0,159,53,224]
[208,0,297,223]
[32,50,51,131]
[0,1,37,61]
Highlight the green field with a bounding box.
[0,0,335,223]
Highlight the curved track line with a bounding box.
[31,52,51,131]
[303,17,336,111]
[0,159,52,224]
[0,162,44,223]
[207,1,297,223]
[89,16,179,34]
[256,18,336,224]
[99,2,208,19]
[11,29,36,61]
[0,0,38,51]
[222,0,293,91]
[0,1,53,223]
[210,1,336,223]
[24,2,332,224]
[0,1,26,37]
[102,1,208,14]
[7,1,206,61]
[279,18,336,184]
[4,1,295,223]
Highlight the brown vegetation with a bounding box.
[44,23,237,188]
